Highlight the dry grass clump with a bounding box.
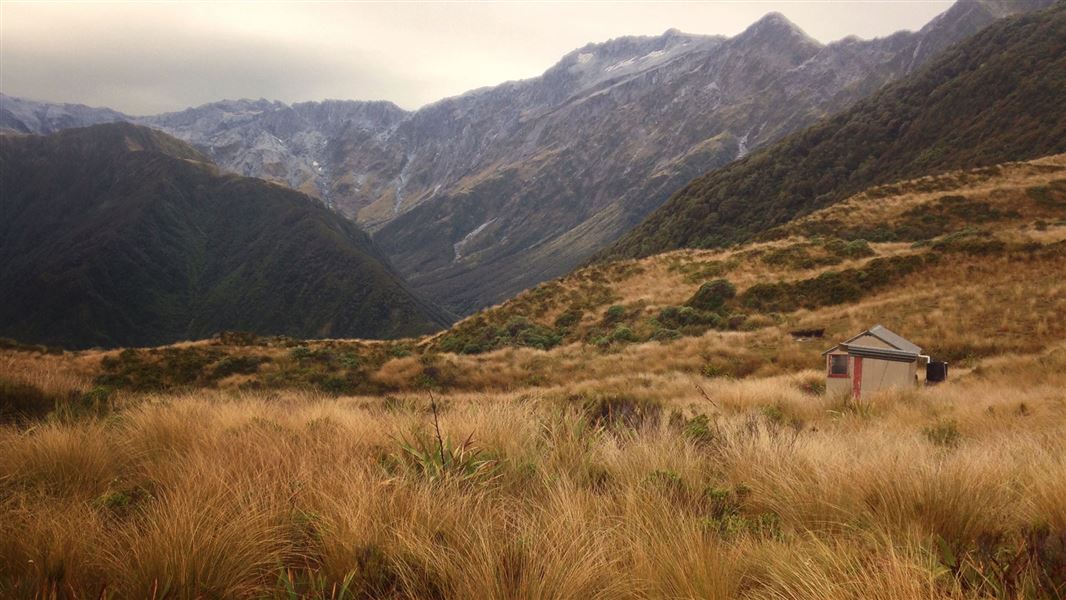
[1,350,1065,599]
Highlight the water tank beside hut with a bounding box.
[926,361,948,383]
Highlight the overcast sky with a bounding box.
[1,1,951,116]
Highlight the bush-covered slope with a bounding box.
[0,123,451,348]
[601,4,1066,261]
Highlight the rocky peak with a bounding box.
[735,11,822,51]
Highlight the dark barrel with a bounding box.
[926,361,948,383]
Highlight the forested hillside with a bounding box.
[0,124,450,348]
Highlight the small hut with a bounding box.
[822,325,932,399]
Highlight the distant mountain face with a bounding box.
[0,123,450,349]
[1,0,1051,314]
[0,94,127,134]
[599,3,1066,261]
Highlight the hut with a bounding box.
[822,325,930,399]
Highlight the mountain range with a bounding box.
[601,2,1066,260]
[0,123,449,348]
[1,0,1052,314]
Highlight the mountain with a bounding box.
[1,0,1051,314]
[0,94,128,135]
[137,98,410,203]
[0,123,450,349]
[369,0,1051,313]
[600,3,1066,261]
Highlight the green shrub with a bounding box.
[682,414,719,446]
[553,308,583,329]
[388,345,413,358]
[96,347,222,391]
[740,254,933,313]
[212,355,268,379]
[686,279,736,312]
[924,420,962,448]
[610,326,639,344]
[289,346,313,360]
[657,306,722,331]
[603,305,626,324]
[839,239,875,258]
[320,376,356,396]
[437,316,563,355]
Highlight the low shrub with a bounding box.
[686,279,736,312]
[740,254,934,313]
[602,305,626,325]
[212,355,268,379]
[553,308,583,329]
[435,316,563,355]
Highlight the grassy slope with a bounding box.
[0,123,451,349]
[600,4,1066,261]
[2,154,1066,597]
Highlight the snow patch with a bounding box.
[453,218,497,261]
[604,57,636,73]
[736,131,750,159]
[392,154,416,215]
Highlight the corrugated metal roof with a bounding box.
[842,344,920,363]
[844,324,921,354]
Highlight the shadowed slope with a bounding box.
[0,123,451,348]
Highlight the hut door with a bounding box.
[852,357,863,399]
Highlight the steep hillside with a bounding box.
[138,98,409,202]
[0,124,450,349]
[3,0,1048,314]
[602,3,1066,260]
[31,153,1064,395]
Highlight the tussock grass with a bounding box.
[1,352,1065,598]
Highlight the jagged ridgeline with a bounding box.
[600,3,1066,261]
[4,1,1050,316]
[0,123,452,349]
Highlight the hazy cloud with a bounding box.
[1,1,950,115]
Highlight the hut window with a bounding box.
[828,354,849,377]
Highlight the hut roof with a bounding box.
[822,324,922,356]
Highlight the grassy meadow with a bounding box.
[2,156,1066,599]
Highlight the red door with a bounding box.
[852,356,863,399]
